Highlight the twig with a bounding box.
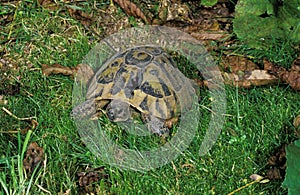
[227,177,264,195]
[0,130,19,134]
[8,1,21,40]
[113,0,150,24]
[2,107,37,121]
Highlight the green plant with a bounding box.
[0,130,42,195]
[200,0,218,7]
[283,139,300,195]
[233,0,300,48]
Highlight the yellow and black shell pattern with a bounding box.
[85,46,194,120]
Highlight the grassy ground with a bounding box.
[1,1,300,194]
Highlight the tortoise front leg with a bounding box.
[142,114,169,137]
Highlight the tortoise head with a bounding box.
[107,99,131,122]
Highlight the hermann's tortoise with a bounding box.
[72,46,196,136]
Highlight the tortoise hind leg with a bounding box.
[142,114,169,136]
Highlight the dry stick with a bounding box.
[8,1,21,40]
[113,0,150,24]
[0,107,37,134]
[227,177,265,195]
[2,107,36,121]
[0,130,19,134]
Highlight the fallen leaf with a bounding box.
[263,59,286,76]
[281,69,300,91]
[229,173,267,195]
[293,114,300,128]
[291,55,300,70]
[249,173,264,181]
[267,167,283,180]
[223,70,278,88]
[42,64,76,77]
[267,144,286,168]
[23,142,44,177]
[265,143,287,180]
[221,55,259,73]
[67,8,94,26]
[190,31,230,40]
[180,2,233,41]
[77,166,109,193]
[259,179,270,184]
[264,57,300,91]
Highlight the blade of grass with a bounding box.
[0,172,9,195]
[19,129,33,185]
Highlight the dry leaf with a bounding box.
[190,31,229,40]
[223,70,278,88]
[249,174,269,183]
[267,144,286,167]
[293,114,300,128]
[221,55,259,73]
[263,59,286,77]
[77,167,109,193]
[249,173,264,181]
[23,142,44,177]
[291,56,300,71]
[281,69,300,90]
[181,3,233,41]
[267,167,283,180]
[68,8,94,26]
[264,58,300,91]
[42,64,76,77]
[260,179,270,183]
[265,144,287,180]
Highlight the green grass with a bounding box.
[1,1,300,194]
[218,38,298,69]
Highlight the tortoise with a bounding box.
[72,45,196,136]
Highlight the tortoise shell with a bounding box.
[73,46,195,135]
